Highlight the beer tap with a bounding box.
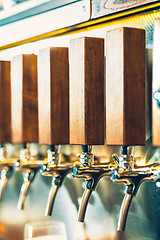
[72,145,115,222]
[14,143,43,210]
[38,47,69,216]
[110,146,157,231]
[41,145,72,216]
[69,37,105,221]
[11,54,41,210]
[105,27,146,231]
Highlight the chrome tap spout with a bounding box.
[0,146,14,202]
[17,170,37,210]
[117,192,133,231]
[17,177,31,210]
[73,161,112,222]
[45,182,59,216]
[42,162,72,216]
[78,188,92,222]
[14,147,43,210]
[114,171,154,231]
[110,148,157,231]
[0,167,13,201]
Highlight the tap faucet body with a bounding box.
[41,147,72,216]
[72,145,114,222]
[73,162,111,222]
[14,145,42,210]
[0,145,14,201]
[110,147,157,231]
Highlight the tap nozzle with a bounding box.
[43,165,72,216]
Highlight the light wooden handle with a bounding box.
[106,27,146,146]
[69,37,105,145]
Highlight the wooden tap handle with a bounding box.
[11,54,38,143]
[69,37,105,145]
[38,47,69,145]
[0,61,11,143]
[106,27,146,146]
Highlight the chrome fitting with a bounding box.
[77,152,94,167]
[118,155,135,170]
[20,148,30,162]
[47,150,59,165]
[0,147,6,161]
[110,169,120,182]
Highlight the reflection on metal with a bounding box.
[92,0,159,18]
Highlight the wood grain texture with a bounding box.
[106,27,146,146]
[38,47,69,145]
[153,19,160,146]
[0,61,11,143]
[69,37,105,145]
[11,54,38,143]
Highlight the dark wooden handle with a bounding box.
[0,61,11,143]
[38,47,69,145]
[11,54,38,143]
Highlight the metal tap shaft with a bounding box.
[0,175,8,201]
[45,184,59,216]
[78,188,92,222]
[17,170,36,210]
[117,193,133,231]
[17,179,31,210]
